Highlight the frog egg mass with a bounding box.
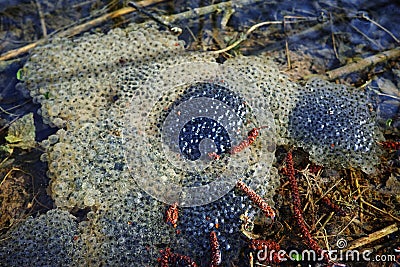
[1,22,382,265]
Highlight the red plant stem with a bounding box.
[307,164,324,175]
[165,202,179,228]
[236,180,275,219]
[379,141,400,150]
[249,239,280,251]
[158,248,171,267]
[285,151,330,263]
[320,196,347,216]
[158,248,198,267]
[249,239,282,263]
[209,231,221,267]
[230,126,267,154]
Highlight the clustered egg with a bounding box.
[1,21,382,265]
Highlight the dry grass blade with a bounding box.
[212,20,283,54]
[360,198,400,223]
[0,167,19,187]
[357,12,400,44]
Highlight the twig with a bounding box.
[72,0,97,9]
[357,12,400,44]
[0,106,17,116]
[56,0,165,38]
[318,212,334,233]
[128,1,179,33]
[220,4,235,29]
[317,178,343,202]
[1,99,32,113]
[164,0,263,24]
[350,24,383,50]
[325,47,400,80]
[0,42,41,61]
[0,0,167,61]
[30,192,52,210]
[302,172,316,219]
[360,198,400,222]
[285,39,291,69]
[35,0,47,38]
[371,91,400,101]
[352,171,364,222]
[336,215,358,236]
[0,116,19,133]
[346,223,399,250]
[329,12,339,60]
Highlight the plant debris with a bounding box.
[3,113,36,150]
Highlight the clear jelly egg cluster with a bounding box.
[1,21,382,265]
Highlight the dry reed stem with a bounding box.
[35,0,47,38]
[325,47,400,80]
[346,223,399,250]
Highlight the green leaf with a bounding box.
[4,135,22,143]
[16,68,24,81]
[5,113,36,149]
[290,253,302,261]
[0,145,13,155]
